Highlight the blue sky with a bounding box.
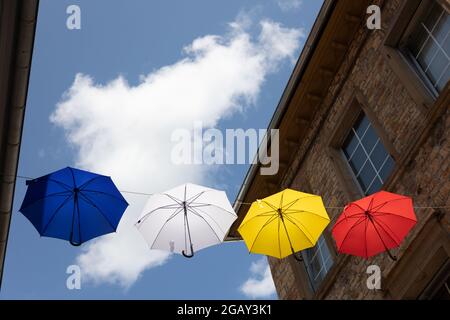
[0,0,323,299]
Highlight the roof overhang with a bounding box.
[0,0,39,287]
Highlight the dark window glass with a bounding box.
[302,236,334,292]
[342,114,395,195]
[406,1,450,92]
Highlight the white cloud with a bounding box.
[51,18,303,288]
[240,258,277,299]
[259,20,306,65]
[276,0,303,12]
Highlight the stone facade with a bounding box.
[268,0,450,299]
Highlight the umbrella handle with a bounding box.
[292,252,303,262]
[386,250,397,261]
[70,239,82,247]
[182,244,194,258]
[69,231,82,247]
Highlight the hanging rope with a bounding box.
[4,174,155,197]
[4,173,449,210]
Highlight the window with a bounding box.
[419,260,450,300]
[401,0,450,94]
[342,113,395,195]
[302,235,334,292]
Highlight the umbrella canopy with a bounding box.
[238,189,330,259]
[331,191,416,260]
[135,183,237,258]
[19,167,128,246]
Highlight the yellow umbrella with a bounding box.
[238,189,330,260]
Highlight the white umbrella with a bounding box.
[135,183,237,258]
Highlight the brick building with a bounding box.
[228,0,449,299]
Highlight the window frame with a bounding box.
[340,113,396,196]
[301,234,335,293]
[399,0,450,96]
[383,0,450,110]
[327,91,399,201]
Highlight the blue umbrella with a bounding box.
[19,167,129,246]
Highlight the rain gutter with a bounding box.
[0,0,39,288]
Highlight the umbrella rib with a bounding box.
[71,193,82,245]
[68,167,77,188]
[284,209,330,221]
[281,195,318,211]
[343,203,366,216]
[186,191,206,205]
[188,202,237,217]
[282,215,315,246]
[188,205,228,235]
[369,218,398,254]
[136,204,181,224]
[19,191,72,211]
[280,216,301,255]
[369,197,411,212]
[45,178,73,191]
[77,193,116,231]
[262,200,279,212]
[30,177,73,192]
[348,202,369,213]
[188,204,211,208]
[281,198,299,210]
[279,191,284,210]
[148,207,184,248]
[163,193,183,206]
[332,213,366,229]
[186,207,222,242]
[248,215,279,253]
[368,197,402,247]
[78,176,104,191]
[40,194,74,235]
[80,189,128,205]
[77,195,82,244]
[336,216,367,253]
[277,217,282,258]
[364,218,369,259]
[238,211,278,229]
[371,218,402,245]
[370,211,417,223]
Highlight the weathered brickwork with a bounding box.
[268,0,449,300]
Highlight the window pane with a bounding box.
[426,50,448,85]
[417,38,440,71]
[407,1,450,92]
[361,125,378,153]
[354,115,370,138]
[370,142,389,171]
[379,156,395,182]
[444,35,450,56]
[366,177,383,195]
[302,235,334,291]
[437,64,450,91]
[342,113,395,195]
[357,162,377,191]
[434,12,450,43]
[349,146,366,173]
[324,255,334,271]
[343,134,358,158]
[424,2,443,30]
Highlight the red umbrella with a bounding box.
[331,191,416,260]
